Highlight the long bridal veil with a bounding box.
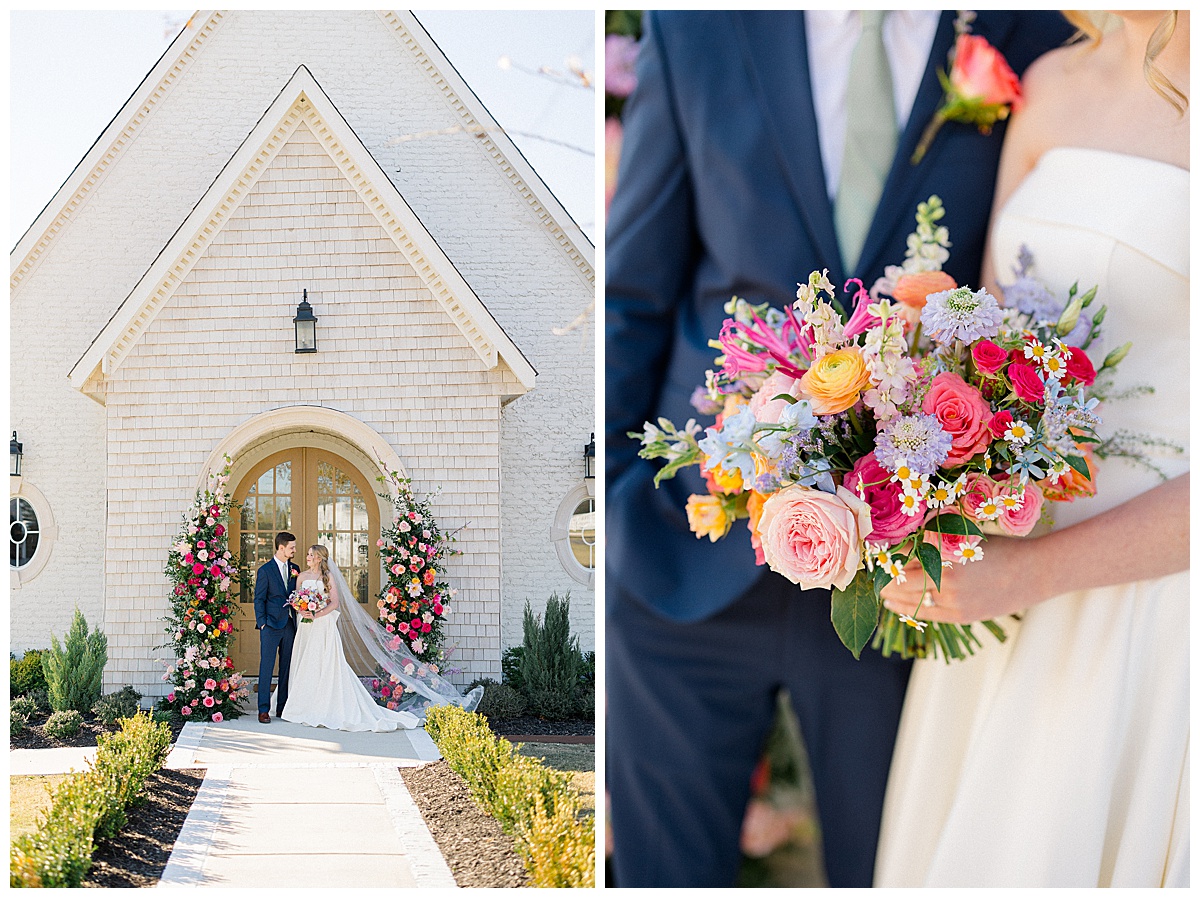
[327,559,482,717]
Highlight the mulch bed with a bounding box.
[81,767,206,888]
[400,761,530,888]
[486,714,594,738]
[11,713,187,751]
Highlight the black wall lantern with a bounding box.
[294,290,318,353]
[584,433,595,479]
[10,431,23,477]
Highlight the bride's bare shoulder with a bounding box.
[1009,42,1098,155]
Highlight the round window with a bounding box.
[10,497,40,568]
[568,497,595,570]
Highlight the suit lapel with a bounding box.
[857,11,1018,279]
[733,12,845,291]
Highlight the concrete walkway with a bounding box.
[12,717,457,889]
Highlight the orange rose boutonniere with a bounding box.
[911,13,1023,164]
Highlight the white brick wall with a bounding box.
[10,10,593,692]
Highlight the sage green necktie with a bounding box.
[834,10,898,273]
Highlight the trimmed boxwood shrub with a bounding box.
[10,649,48,698]
[44,710,84,740]
[10,714,171,887]
[425,705,594,887]
[92,687,142,726]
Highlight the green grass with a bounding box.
[514,743,595,813]
[10,775,68,842]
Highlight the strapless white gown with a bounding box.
[875,149,1189,887]
[281,579,419,732]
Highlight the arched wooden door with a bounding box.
[230,447,380,675]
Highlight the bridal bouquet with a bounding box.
[289,585,328,623]
[635,197,1130,661]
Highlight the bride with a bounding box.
[875,11,1188,887]
[282,545,481,732]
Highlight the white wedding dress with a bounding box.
[281,579,420,732]
[875,148,1189,887]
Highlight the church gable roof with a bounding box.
[68,65,537,402]
[14,11,593,293]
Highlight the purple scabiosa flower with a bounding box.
[690,386,724,417]
[921,287,1004,345]
[874,413,952,475]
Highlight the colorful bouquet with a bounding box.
[289,585,328,623]
[635,197,1130,661]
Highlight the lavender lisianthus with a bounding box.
[874,413,952,475]
[921,286,1004,345]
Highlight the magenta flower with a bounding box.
[842,279,883,339]
[605,34,639,98]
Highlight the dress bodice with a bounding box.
[300,578,326,593]
[990,147,1189,528]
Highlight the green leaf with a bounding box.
[926,514,983,537]
[872,565,892,598]
[916,541,943,592]
[771,393,798,405]
[831,569,882,660]
[1065,455,1092,480]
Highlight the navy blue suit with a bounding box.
[254,557,299,715]
[605,10,1073,887]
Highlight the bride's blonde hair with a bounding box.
[309,545,331,596]
[1063,10,1188,114]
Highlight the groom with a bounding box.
[606,10,1074,887]
[254,531,299,723]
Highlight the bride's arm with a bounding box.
[883,472,1189,622]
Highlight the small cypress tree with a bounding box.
[43,609,108,713]
[519,593,585,720]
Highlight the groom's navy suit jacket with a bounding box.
[254,558,299,630]
[605,10,1074,888]
[606,10,1074,622]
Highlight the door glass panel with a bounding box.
[569,498,596,570]
[316,458,371,604]
[352,495,368,530]
[239,462,292,602]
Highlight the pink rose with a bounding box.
[988,410,1014,440]
[382,685,392,697]
[922,372,993,465]
[1008,362,1045,404]
[951,34,1023,110]
[748,372,804,425]
[997,478,1044,537]
[971,339,1008,375]
[204,678,217,690]
[421,622,432,634]
[924,529,974,563]
[203,696,215,708]
[181,705,191,716]
[756,485,873,590]
[168,691,176,703]
[846,452,923,543]
[212,712,223,723]
[192,562,205,575]
[1064,347,1097,386]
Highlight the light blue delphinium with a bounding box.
[757,399,817,460]
[697,406,758,482]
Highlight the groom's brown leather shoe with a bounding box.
[258,712,270,723]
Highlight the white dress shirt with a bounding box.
[805,10,941,199]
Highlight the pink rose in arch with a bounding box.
[168,692,177,703]
[205,678,217,690]
[192,563,205,576]
[203,696,215,708]
[212,712,223,723]
[181,705,192,716]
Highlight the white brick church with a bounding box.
[10,10,595,697]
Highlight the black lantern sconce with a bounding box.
[294,290,318,353]
[584,433,595,480]
[10,431,23,477]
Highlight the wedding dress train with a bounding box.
[874,148,1189,887]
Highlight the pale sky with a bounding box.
[9,10,596,248]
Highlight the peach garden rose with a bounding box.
[757,484,873,590]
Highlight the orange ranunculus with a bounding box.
[799,348,872,415]
[891,270,957,310]
[686,494,730,542]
